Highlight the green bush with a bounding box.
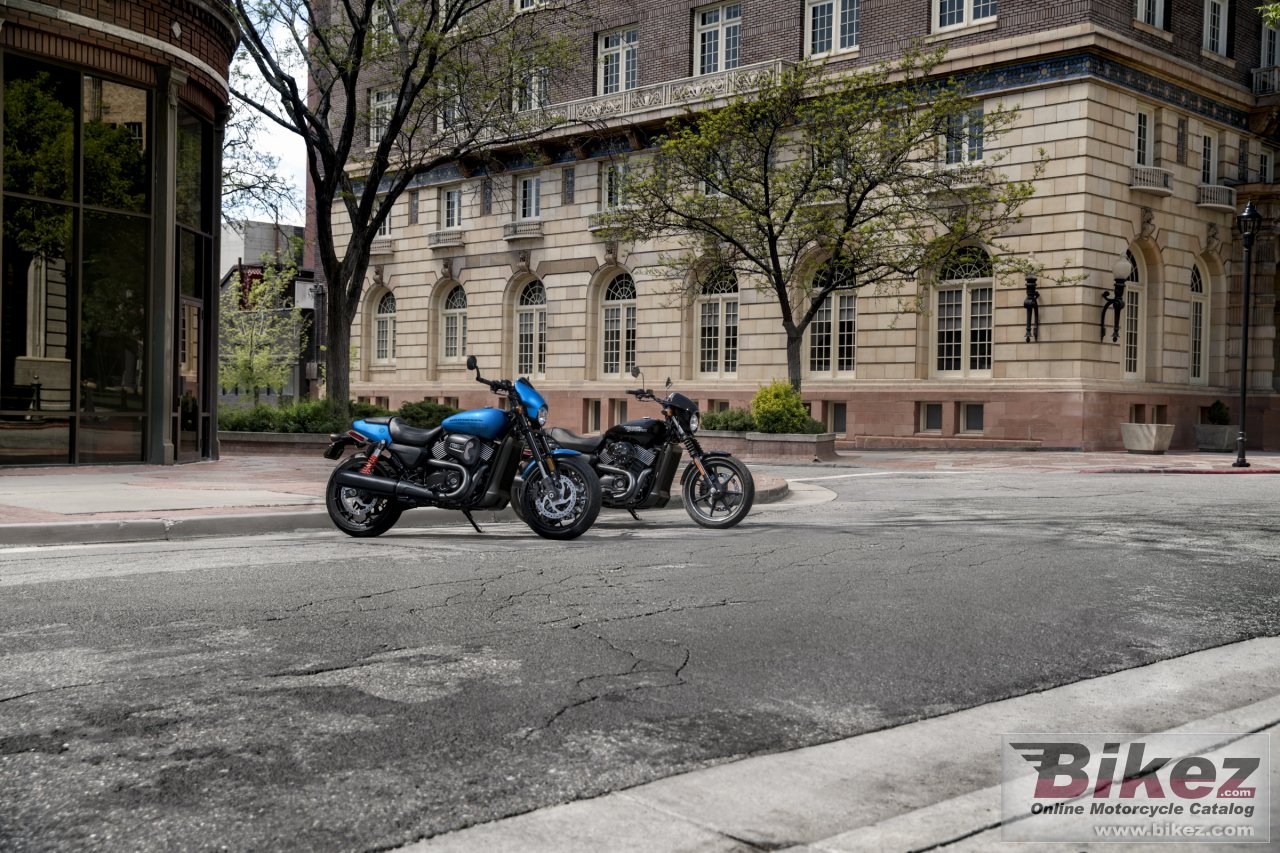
[1206,400,1231,425]
[800,416,828,434]
[702,407,756,432]
[219,399,391,433]
[750,381,811,434]
[397,399,460,429]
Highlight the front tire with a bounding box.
[326,455,403,537]
[519,456,602,540]
[682,455,754,529]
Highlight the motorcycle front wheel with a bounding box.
[325,455,403,537]
[682,455,755,529]
[519,456,602,540]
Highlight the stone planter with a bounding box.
[698,429,838,461]
[1120,423,1174,455]
[1194,424,1237,453]
[217,431,331,456]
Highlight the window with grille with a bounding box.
[599,28,638,95]
[442,187,462,228]
[516,280,546,376]
[933,248,993,376]
[935,0,996,31]
[518,175,541,219]
[375,292,396,363]
[563,166,576,204]
[376,195,392,237]
[1190,265,1207,384]
[515,71,548,112]
[945,107,984,164]
[1136,0,1165,28]
[695,4,740,76]
[807,261,857,375]
[1121,251,1143,378]
[603,163,627,208]
[601,273,637,376]
[1203,0,1227,55]
[443,285,467,360]
[1135,109,1153,167]
[697,267,739,375]
[1201,134,1216,184]
[370,87,395,143]
[806,0,859,56]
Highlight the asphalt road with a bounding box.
[1,464,1278,852]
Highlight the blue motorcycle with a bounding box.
[322,356,602,540]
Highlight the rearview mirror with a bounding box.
[665,377,672,388]
[466,355,477,371]
[630,366,641,379]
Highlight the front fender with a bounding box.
[521,448,582,479]
[680,450,737,487]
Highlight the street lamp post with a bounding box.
[1234,201,1262,468]
[1101,257,1132,342]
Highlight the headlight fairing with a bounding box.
[687,412,700,433]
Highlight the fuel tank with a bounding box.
[441,407,508,441]
[603,417,666,448]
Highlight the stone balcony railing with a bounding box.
[369,236,395,255]
[1254,66,1280,95]
[1196,184,1237,212]
[1129,165,1173,196]
[428,228,465,248]
[503,219,543,240]
[558,59,794,125]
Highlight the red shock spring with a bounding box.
[360,445,381,474]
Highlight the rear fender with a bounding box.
[323,432,365,460]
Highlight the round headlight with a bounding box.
[537,404,549,426]
[688,412,700,433]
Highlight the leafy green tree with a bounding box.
[222,99,301,225]
[602,47,1042,391]
[219,253,310,405]
[229,0,577,419]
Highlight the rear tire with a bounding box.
[519,456,602,540]
[326,455,403,537]
[682,455,754,529]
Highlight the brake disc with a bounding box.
[534,476,580,521]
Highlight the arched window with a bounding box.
[933,247,992,376]
[516,279,546,376]
[374,291,396,364]
[807,260,857,375]
[1122,250,1143,379]
[601,273,637,376]
[1190,264,1208,385]
[442,285,467,361]
[697,267,739,376]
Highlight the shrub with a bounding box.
[397,399,460,429]
[800,416,828,434]
[702,407,756,432]
[219,399,391,433]
[1206,400,1231,425]
[750,381,811,434]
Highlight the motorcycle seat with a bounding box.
[548,427,604,454]
[389,418,441,447]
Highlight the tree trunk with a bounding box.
[786,332,804,393]
[325,294,353,422]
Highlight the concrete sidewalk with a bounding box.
[0,448,1276,547]
[0,453,792,546]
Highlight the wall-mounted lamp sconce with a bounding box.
[1023,271,1040,342]
[1100,256,1132,342]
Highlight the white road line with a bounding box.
[785,472,897,482]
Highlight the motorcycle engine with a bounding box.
[598,440,655,499]
[432,434,496,469]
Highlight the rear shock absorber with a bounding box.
[360,441,385,474]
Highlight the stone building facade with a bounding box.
[325,0,1280,450]
[0,1,237,465]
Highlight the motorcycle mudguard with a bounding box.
[323,434,362,460]
[520,447,582,479]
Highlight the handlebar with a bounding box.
[476,375,513,393]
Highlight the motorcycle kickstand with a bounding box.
[462,510,484,534]
[627,509,641,521]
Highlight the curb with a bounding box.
[1082,467,1280,474]
[0,479,789,548]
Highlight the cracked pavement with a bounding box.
[1,464,1278,851]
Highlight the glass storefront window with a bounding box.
[82,77,150,214]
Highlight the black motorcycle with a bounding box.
[323,356,602,540]
[526,370,755,529]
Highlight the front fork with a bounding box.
[680,433,724,499]
[519,420,560,485]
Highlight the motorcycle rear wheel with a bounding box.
[326,455,404,537]
[682,455,754,529]
[519,456,602,540]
